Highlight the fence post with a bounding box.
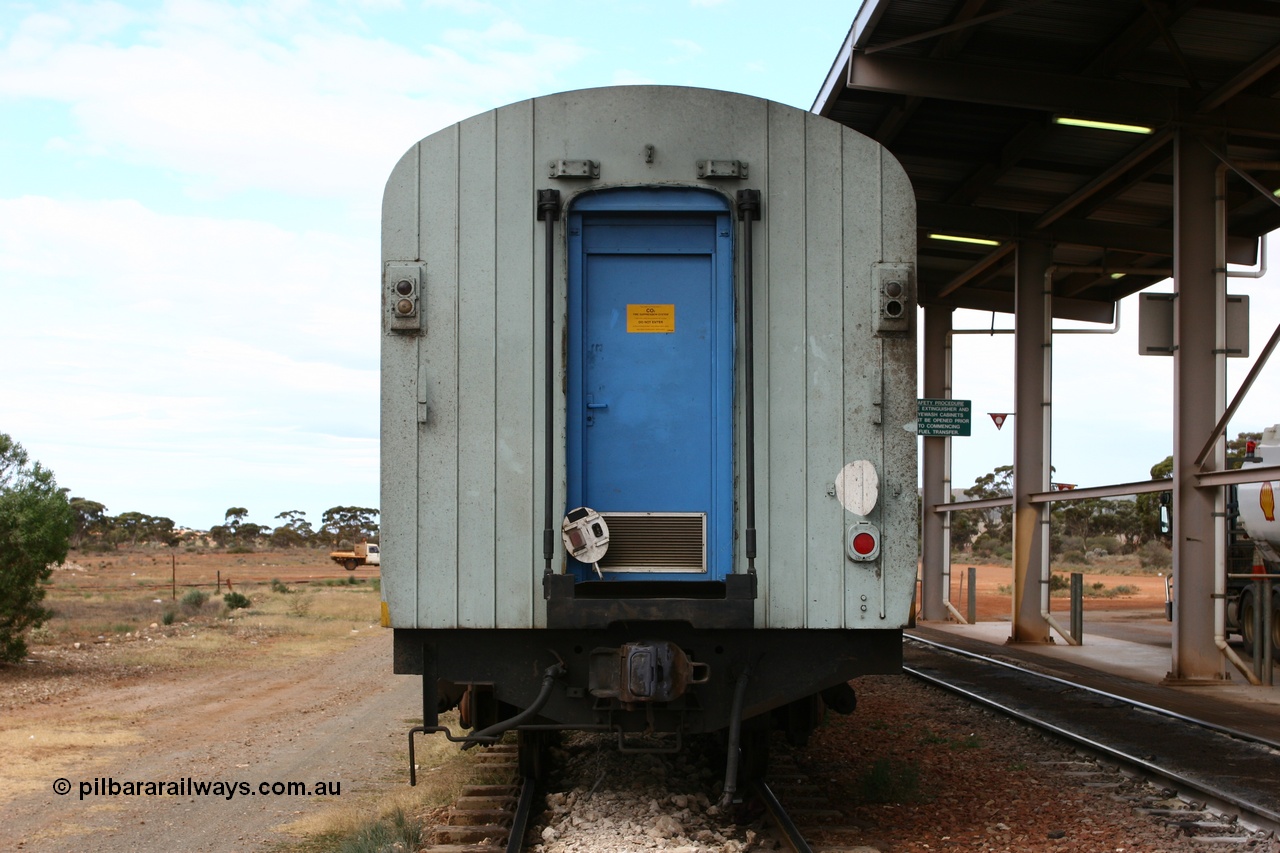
[1070,572,1084,644]
[1069,572,1083,644]
[967,567,977,623]
[1264,578,1274,687]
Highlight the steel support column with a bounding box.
[1011,240,1052,643]
[920,305,954,621]
[1169,132,1227,682]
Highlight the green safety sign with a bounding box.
[917,399,972,436]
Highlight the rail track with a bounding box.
[416,735,829,852]
[415,632,1280,851]
[416,744,537,852]
[753,779,814,853]
[904,632,1280,844]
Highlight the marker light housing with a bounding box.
[847,521,881,562]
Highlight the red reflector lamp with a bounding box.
[847,521,880,562]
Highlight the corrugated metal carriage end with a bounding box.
[379,86,918,787]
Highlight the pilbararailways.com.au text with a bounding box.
[54,777,342,801]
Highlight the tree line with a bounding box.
[66,502,380,551]
[2,425,1266,665]
[2,429,382,663]
[949,431,1260,565]
[1,433,73,663]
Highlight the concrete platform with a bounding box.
[907,614,1280,743]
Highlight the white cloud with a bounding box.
[419,0,495,12]
[3,0,1274,528]
[611,69,656,86]
[0,195,372,358]
[0,194,378,527]
[940,260,1280,492]
[0,1,591,202]
[666,38,703,63]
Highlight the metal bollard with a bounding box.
[1070,572,1083,645]
[1265,578,1274,687]
[967,566,977,624]
[1254,577,1265,684]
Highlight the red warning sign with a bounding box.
[989,413,1011,430]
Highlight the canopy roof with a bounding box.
[814,0,1280,322]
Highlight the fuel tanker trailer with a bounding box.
[378,86,918,785]
[1233,425,1280,650]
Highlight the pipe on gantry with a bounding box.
[1210,161,1264,685]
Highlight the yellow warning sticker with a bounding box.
[627,304,675,333]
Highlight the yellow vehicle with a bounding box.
[329,542,380,571]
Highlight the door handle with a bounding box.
[586,395,608,426]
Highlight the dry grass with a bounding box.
[950,551,1165,576]
[4,552,385,718]
[34,580,380,655]
[6,548,451,853]
[271,713,508,853]
[0,720,145,797]
[0,562,388,807]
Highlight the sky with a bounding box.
[1,0,1276,532]
[943,265,1278,495]
[0,0,858,531]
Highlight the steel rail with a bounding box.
[505,775,537,853]
[906,634,1280,751]
[751,779,814,853]
[903,637,1280,832]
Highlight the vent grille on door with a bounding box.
[597,512,706,573]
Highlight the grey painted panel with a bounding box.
[531,99,568,629]
[533,88,766,197]
[417,127,460,628]
[877,149,920,627]
[840,129,887,627]
[743,116,772,629]
[380,87,918,633]
[456,111,499,629]
[381,330,420,628]
[382,146,420,263]
[381,146,421,628]
[763,101,808,627]
[802,114,846,629]
[494,100,538,629]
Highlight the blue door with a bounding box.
[567,189,733,582]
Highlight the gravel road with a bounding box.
[6,632,417,852]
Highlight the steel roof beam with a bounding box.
[922,286,1117,323]
[1033,131,1173,229]
[936,243,1015,297]
[848,52,1178,121]
[864,0,1056,55]
[948,124,1047,206]
[1197,41,1280,111]
[848,53,1280,135]
[866,0,994,147]
[920,202,1174,255]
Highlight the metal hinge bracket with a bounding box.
[549,159,600,179]
[697,159,747,179]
